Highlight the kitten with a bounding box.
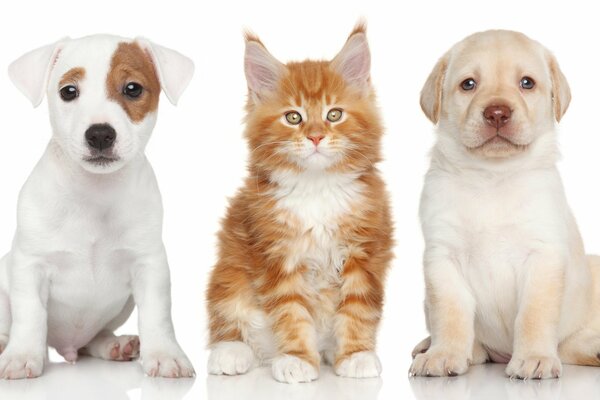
[206,24,393,383]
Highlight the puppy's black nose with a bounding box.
[85,124,116,151]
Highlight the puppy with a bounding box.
[0,35,195,379]
[410,30,600,379]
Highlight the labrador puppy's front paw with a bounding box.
[142,349,195,378]
[271,354,318,384]
[506,355,562,379]
[0,349,44,379]
[409,349,470,377]
[335,351,382,378]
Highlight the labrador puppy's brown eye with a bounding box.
[285,111,302,125]
[520,77,535,90]
[460,78,477,91]
[60,85,79,101]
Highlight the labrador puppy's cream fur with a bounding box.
[410,30,600,379]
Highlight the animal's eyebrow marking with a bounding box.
[59,67,86,87]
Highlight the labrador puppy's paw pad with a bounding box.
[335,351,381,378]
[208,341,255,376]
[0,351,44,379]
[0,335,8,354]
[271,354,318,383]
[142,351,195,378]
[409,349,469,377]
[411,337,432,359]
[506,355,562,379]
[116,335,140,361]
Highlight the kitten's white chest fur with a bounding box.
[271,170,363,275]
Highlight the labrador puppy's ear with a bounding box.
[420,53,449,124]
[547,52,571,122]
[136,38,195,106]
[8,38,70,107]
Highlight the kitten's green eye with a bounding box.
[326,108,343,122]
[285,111,302,125]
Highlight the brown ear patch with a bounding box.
[59,67,86,87]
[106,42,160,123]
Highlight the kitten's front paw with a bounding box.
[335,351,382,378]
[409,349,469,377]
[271,354,318,384]
[0,349,44,379]
[142,348,195,378]
[208,341,255,376]
[506,355,562,379]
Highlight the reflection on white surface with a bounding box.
[207,366,382,400]
[410,363,600,400]
[0,356,194,400]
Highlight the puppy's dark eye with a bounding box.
[123,82,143,98]
[520,77,535,90]
[460,78,477,91]
[59,85,79,101]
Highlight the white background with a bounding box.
[1,0,599,399]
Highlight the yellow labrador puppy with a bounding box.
[410,30,600,379]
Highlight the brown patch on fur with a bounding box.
[59,67,85,87]
[207,29,392,368]
[106,42,160,123]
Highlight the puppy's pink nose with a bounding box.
[483,105,511,128]
[307,134,325,146]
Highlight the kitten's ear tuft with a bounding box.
[331,23,371,89]
[244,32,285,99]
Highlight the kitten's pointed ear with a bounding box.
[8,38,69,107]
[136,38,195,105]
[420,53,449,124]
[244,32,285,100]
[331,23,371,89]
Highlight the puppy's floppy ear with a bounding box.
[8,38,69,107]
[244,32,285,101]
[331,22,371,89]
[546,52,571,122]
[136,38,195,106]
[420,53,449,124]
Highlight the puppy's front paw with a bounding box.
[506,355,562,379]
[335,351,381,378]
[208,341,255,376]
[0,350,44,379]
[271,354,318,384]
[142,349,195,378]
[409,349,469,377]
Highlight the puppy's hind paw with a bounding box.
[208,341,255,376]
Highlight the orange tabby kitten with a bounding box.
[207,24,393,383]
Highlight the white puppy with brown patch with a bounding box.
[410,30,600,379]
[0,35,194,379]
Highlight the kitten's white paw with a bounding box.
[208,341,255,376]
[142,348,195,378]
[271,354,318,384]
[335,351,382,378]
[0,349,44,379]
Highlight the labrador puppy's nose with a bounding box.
[85,124,116,151]
[483,105,512,128]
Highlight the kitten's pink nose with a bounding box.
[307,134,325,146]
